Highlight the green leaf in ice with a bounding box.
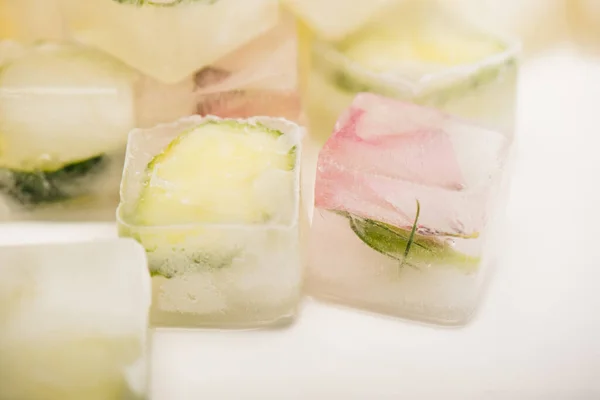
[111,0,219,6]
[339,203,480,272]
[0,155,105,206]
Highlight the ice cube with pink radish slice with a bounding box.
[307,92,511,325]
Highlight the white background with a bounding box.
[1,44,600,399]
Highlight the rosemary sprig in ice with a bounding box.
[336,200,480,272]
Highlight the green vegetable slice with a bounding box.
[0,155,105,206]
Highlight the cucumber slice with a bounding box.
[0,155,105,206]
[133,120,296,226]
[338,25,505,73]
[0,42,136,171]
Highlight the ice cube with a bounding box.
[305,0,520,145]
[0,41,137,221]
[136,13,302,125]
[307,93,512,325]
[59,0,281,84]
[0,239,151,400]
[118,115,303,329]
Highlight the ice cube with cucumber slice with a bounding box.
[117,115,303,328]
[133,119,297,227]
[327,22,516,103]
[0,41,137,207]
[307,1,520,140]
[119,115,301,275]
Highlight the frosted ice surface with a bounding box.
[0,239,150,399]
[317,93,509,234]
[118,115,303,328]
[308,93,512,324]
[119,115,303,225]
[0,239,150,340]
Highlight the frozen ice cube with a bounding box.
[307,93,512,325]
[0,239,151,400]
[136,13,302,125]
[59,0,281,84]
[304,0,520,144]
[118,115,303,329]
[0,41,137,221]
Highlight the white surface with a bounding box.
[1,45,600,399]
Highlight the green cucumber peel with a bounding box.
[0,155,105,206]
[146,119,286,168]
[315,39,517,107]
[331,57,516,107]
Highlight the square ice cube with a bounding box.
[133,11,301,128]
[306,93,512,325]
[58,0,281,84]
[0,239,151,400]
[0,40,138,222]
[117,115,303,329]
[304,0,520,145]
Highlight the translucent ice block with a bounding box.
[122,12,302,127]
[192,13,301,123]
[0,0,65,42]
[304,0,520,145]
[0,239,151,400]
[306,93,512,325]
[59,0,281,84]
[117,115,303,329]
[0,41,138,221]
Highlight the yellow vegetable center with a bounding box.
[340,25,504,73]
[137,124,292,226]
